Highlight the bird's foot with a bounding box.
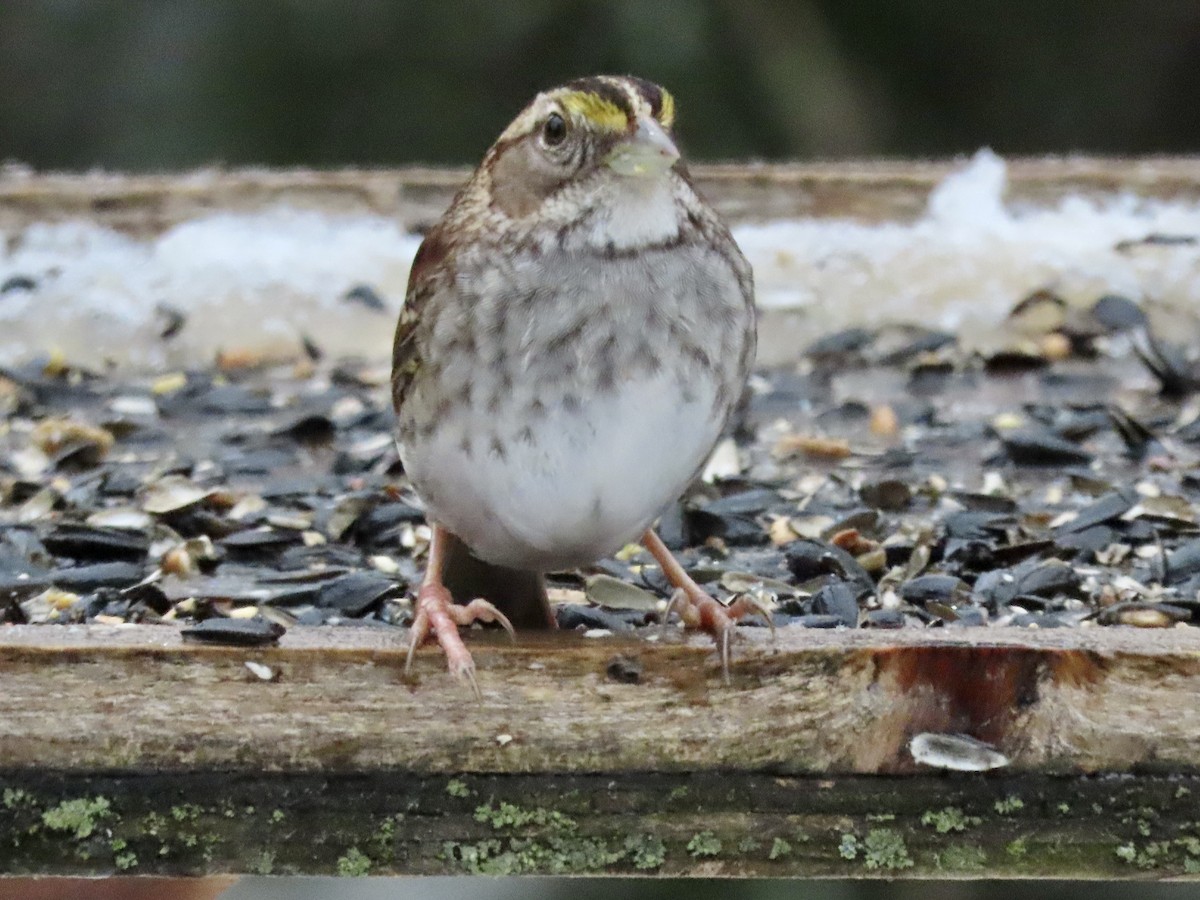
[663,586,775,684]
[405,582,515,698]
[642,528,775,683]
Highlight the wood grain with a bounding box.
[4,157,1200,237]
[3,624,1200,775]
[4,624,1200,877]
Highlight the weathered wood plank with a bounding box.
[3,157,1200,237]
[3,767,1200,877]
[3,624,1200,775]
[4,625,1200,876]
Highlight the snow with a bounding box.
[742,150,1200,341]
[2,150,1198,368]
[0,210,422,368]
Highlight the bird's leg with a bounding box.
[642,529,775,684]
[406,524,515,698]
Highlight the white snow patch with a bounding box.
[1,209,422,367]
[2,150,1199,368]
[743,149,1200,340]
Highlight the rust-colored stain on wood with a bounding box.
[1047,647,1110,688]
[866,645,1108,771]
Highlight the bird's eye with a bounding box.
[542,113,567,147]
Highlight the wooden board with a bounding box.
[3,157,1200,237]
[5,624,1200,775]
[3,624,1200,877]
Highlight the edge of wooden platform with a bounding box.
[2,623,1198,775]
[3,623,1200,877]
[3,156,1200,236]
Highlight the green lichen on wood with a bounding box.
[838,833,859,860]
[1114,835,1200,872]
[921,806,982,834]
[251,850,276,875]
[5,771,1200,877]
[995,796,1025,815]
[336,847,371,876]
[41,797,110,840]
[473,801,563,830]
[445,801,629,875]
[934,843,987,871]
[687,831,722,858]
[625,834,666,870]
[861,829,913,871]
[737,837,762,854]
[370,814,401,863]
[170,804,202,823]
[836,828,914,871]
[3,789,32,810]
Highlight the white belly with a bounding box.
[396,232,752,571]
[400,370,722,572]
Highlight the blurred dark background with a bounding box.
[2,0,1199,172]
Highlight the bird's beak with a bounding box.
[605,116,680,177]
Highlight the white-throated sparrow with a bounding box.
[392,75,766,694]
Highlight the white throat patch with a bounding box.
[587,177,680,250]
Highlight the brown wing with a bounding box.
[391,230,451,415]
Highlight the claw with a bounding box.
[455,598,516,642]
[659,585,754,683]
[644,529,775,683]
[404,626,421,676]
[405,583,513,697]
[719,625,732,685]
[727,593,777,641]
[452,658,482,702]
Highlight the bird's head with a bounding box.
[483,75,682,220]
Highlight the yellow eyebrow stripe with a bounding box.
[560,91,628,132]
[658,90,675,129]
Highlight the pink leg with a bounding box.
[642,529,775,683]
[406,525,515,697]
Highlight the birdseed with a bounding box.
[3,294,1200,642]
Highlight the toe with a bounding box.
[406,584,520,694]
[729,594,777,639]
[664,587,743,682]
[455,598,516,641]
[450,656,483,701]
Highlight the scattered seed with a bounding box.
[244,660,276,681]
[181,617,285,646]
[774,434,853,460]
[910,733,1009,771]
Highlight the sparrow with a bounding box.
[392,75,766,694]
